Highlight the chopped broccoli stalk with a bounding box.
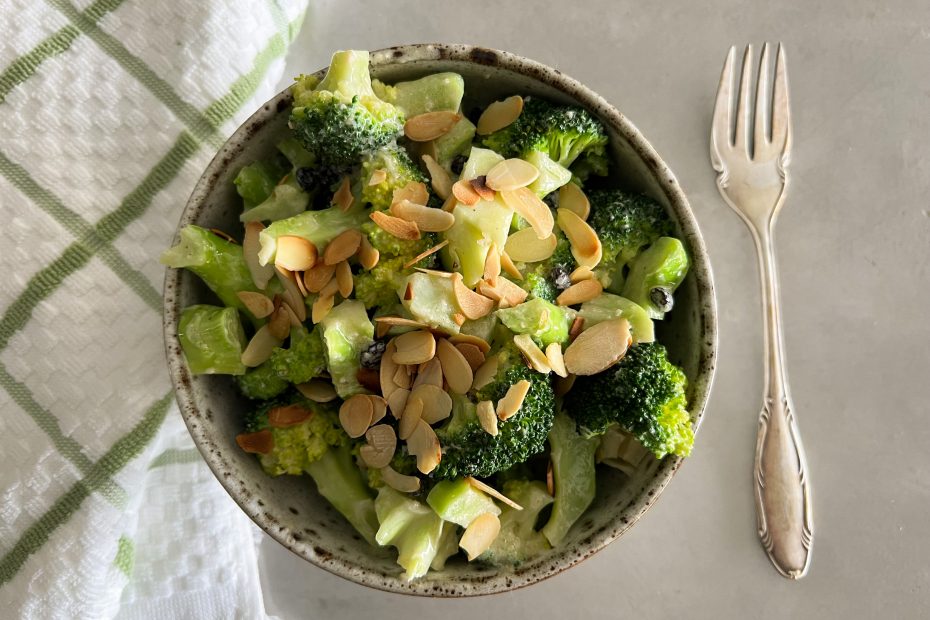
[277,136,316,169]
[621,237,689,319]
[541,411,598,546]
[496,297,572,347]
[480,480,553,566]
[525,150,571,197]
[460,146,503,180]
[359,146,427,212]
[290,50,404,167]
[257,205,368,265]
[427,478,501,527]
[178,305,246,375]
[234,159,288,208]
[372,72,465,117]
[319,300,375,398]
[459,313,498,344]
[578,293,655,343]
[306,445,380,545]
[236,361,289,399]
[441,200,513,286]
[241,174,310,223]
[431,522,461,571]
[429,117,476,169]
[161,225,258,315]
[401,272,461,333]
[374,487,447,581]
[565,342,693,458]
[269,326,327,384]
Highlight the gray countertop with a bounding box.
[257,1,930,617]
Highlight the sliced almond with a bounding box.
[545,343,569,378]
[500,187,554,239]
[547,460,555,495]
[557,208,602,268]
[407,419,442,474]
[569,316,585,343]
[209,228,238,244]
[554,373,577,398]
[360,424,397,469]
[268,404,312,428]
[392,330,436,366]
[556,279,603,306]
[391,199,455,233]
[563,318,632,376]
[339,394,374,438]
[392,181,429,207]
[368,395,388,424]
[370,210,421,240]
[452,275,495,320]
[381,465,420,493]
[467,477,524,511]
[386,387,410,419]
[267,306,291,340]
[275,266,306,322]
[296,379,338,403]
[294,271,310,297]
[410,384,453,424]
[237,291,274,318]
[496,379,531,421]
[477,277,527,309]
[236,430,274,455]
[358,235,380,270]
[411,357,443,389]
[459,512,501,561]
[304,262,336,293]
[558,182,590,220]
[244,221,274,289]
[441,193,458,212]
[414,267,454,279]
[281,301,302,327]
[453,312,466,326]
[319,277,339,299]
[470,176,495,201]
[335,260,353,298]
[513,334,551,374]
[476,95,523,135]
[375,316,430,329]
[448,333,491,353]
[452,179,481,206]
[399,396,424,440]
[368,169,388,186]
[472,354,500,391]
[332,176,354,211]
[404,111,461,142]
[435,337,474,394]
[455,343,485,371]
[403,239,449,269]
[311,294,335,324]
[393,363,412,389]
[570,265,595,283]
[499,250,523,280]
[485,158,540,192]
[483,244,501,282]
[422,154,452,200]
[476,400,498,437]
[504,228,557,263]
[323,229,362,265]
[380,340,399,398]
[241,325,283,367]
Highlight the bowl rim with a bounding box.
[163,43,717,597]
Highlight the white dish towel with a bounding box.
[0,1,308,617]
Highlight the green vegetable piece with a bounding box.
[496,297,572,347]
[431,522,461,571]
[276,136,316,169]
[459,313,498,344]
[541,411,599,546]
[427,478,501,528]
[375,487,447,581]
[319,300,375,398]
[236,361,289,399]
[269,326,327,384]
[359,146,427,212]
[234,159,287,208]
[480,480,553,566]
[622,236,689,319]
[240,174,310,223]
[257,205,367,265]
[178,305,246,375]
[525,150,571,197]
[431,117,477,169]
[373,72,465,118]
[460,146,504,180]
[578,292,655,343]
[401,272,461,333]
[306,445,380,545]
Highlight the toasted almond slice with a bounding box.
[237,291,274,318]
[557,208,602,268]
[358,235,380,269]
[399,396,424,440]
[478,277,527,309]
[411,384,453,424]
[323,229,362,265]
[496,379,531,421]
[452,274,496,320]
[499,250,523,280]
[267,306,291,340]
[393,363,412,389]
[241,325,283,367]
[268,404,312,428]
[236,429,274,455]
[339,394,374,438]
[304,262,336,293]
[452,312,466,326]
[414,267,455,279]
[403,281,414,302]
[476,95,523,135]
[483,244,501,282]
[563,318,632,376]
[403,239,449,269]
[422,154,453,200]
[412,357,443,389]
[370,210,421,240]
[513,334,551,374]
[452,179,481,206]
[441,193,458,212]
[556,279,603,306]
[392,181,429,207]
[209,228,238,244]
[570,265,595,283]
[558,182,590,220]
[368,169,388,186]
[391,199,456,232]
[569,316,585,343]
[545,343,569,378]
[470,176,495,201]
[476,400,498,436]
[335,260,353,298]
[455,343,485,371]
[311,294,335,324]
[504,228,557,263]
[407,419,442,474]
[448,333,491,353]
[485,158,540,192]
[459,512,501,561]
[375,316,430,329]
[380,340,399,397]
[467,477,524,511]
[319,277,339,299]
[554,373,577,398]
[275,266,307,322]
[244,221,274,289]
[368,395,388,424]
[404,111,461,141]
[296,379,338,403]
[435,337,474,394]
[281,302,302,327]
[332,176,354,211]
[472,354,500,391]
[386,387,410,420]
[547,460,555,495]
[392,330,436,365]
[294,271,310,297]
[500,187,554,239]
[381,465,421,493]
[360,424,397,469]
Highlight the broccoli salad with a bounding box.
[162,49,694,581]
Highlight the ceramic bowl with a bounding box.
[163,43,717,596]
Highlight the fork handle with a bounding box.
[752,227,813,579]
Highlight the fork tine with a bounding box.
[711,46,736,157]
[733,45,754,156]
[770,43,791,154]
[753,42,772,154]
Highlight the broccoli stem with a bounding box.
[305,445,379,546]
[541,411,599,546]
[374,487,447,581]
[316,49,377,100]
[178,305,246,375]
[622,237,689,319]
[257,206,368,266]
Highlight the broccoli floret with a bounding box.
[480,480,553,566]
[482,98,608,180]
[237,362,289,400]
[354,219,439,311]
[290,50,404,167]
[564,342,693,458]
[374,486,448,581]
[434,343,556,480]
[269,326,326,384]
[518,223,576,303]
[359,146,427,212]
[541,411,599,546]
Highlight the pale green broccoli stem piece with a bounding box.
[240,174,310,223]
[480,480,553,566]
[178,305,246,375]
[460,146,503,180]
[374,487,447,581]
[257,205,368,265]
[373,72,465,117]
[525,150,571,197]
[578,292,655,343]
[621,237,690,319]
[305,445,379,546]
[427,478,501,527]
[401,272,461,334]
[277,136,316,169]
[541,411,599,546]
[496,297,573,347]
[431,522,461,571]
[430,117,476,169]
[319,300,375,398]
[234,160,287,208]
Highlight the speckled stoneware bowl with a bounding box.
[164,43,717,596]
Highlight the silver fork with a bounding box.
[710,43,813,579]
